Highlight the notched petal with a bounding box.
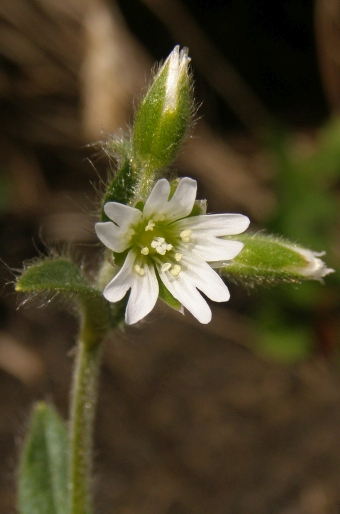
[125,264,159,324]
[163,177,197,220]
[175,213,250,236]
[103,251,136,302]
[143,179,171,218]
[191,238,244,262]
[95,222,130,253]
[104,202,142,227]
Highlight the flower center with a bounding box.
[128,215,193,277]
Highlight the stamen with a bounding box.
[170,264,181,277]
[151,237,170,256]
[153,214,165,222]
[161,263,171,272]
[145,220,155,231]
[133,264,145,276]
[180,229,192,243]
[156,245,166,255]
[175,253,182,261]
[141,247,149,255]
[166,244,173,251]
[126,228,135,240]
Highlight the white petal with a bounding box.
[104,202,142,228]
[125,263,159,324]
[95,222,130,253]
[181,255,230,302]
[103,251,136,302]
[160,272,212,323]
[174,214,250,236]
[143,179,171,218]
[190,238,244,262]
[161,177,197,220]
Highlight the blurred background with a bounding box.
[1,0,340,512]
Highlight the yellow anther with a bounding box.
[166,244,173,251]
[180,229,192,243]
[170,264,181,277]
[133,264,145,276]
[175,253,182,261]
[161,263,172,272]
[126,228,135,240]
[141,247,149,255]
[145,220,155,232]
[151,237,168,255]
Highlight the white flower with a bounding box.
[95,178,250,324]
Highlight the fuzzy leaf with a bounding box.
[18,402,69,514]
[16,258,100,297]
[16,258,112,345]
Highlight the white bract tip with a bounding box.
[290,246,334,280]
[95,177,250,325]
[164,46,191,112]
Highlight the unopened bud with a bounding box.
[220,234,334,285]
[132,46,193,172]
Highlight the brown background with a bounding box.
[0,0,339,513]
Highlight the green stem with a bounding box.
[68,271,124,513]
[68,331,103,514]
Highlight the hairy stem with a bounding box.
[68,331,103,514]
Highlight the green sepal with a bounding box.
[189,199,207,216]
[18,402,69,514]
[101,157,138,220]
[221,233,329,285]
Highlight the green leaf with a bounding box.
[16,258,112,346]
[18,402,69,514]
[16,258,101,297]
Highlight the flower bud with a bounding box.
[220,234,334,285]
[132,46,193,172]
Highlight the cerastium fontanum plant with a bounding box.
[15,46,333,514]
